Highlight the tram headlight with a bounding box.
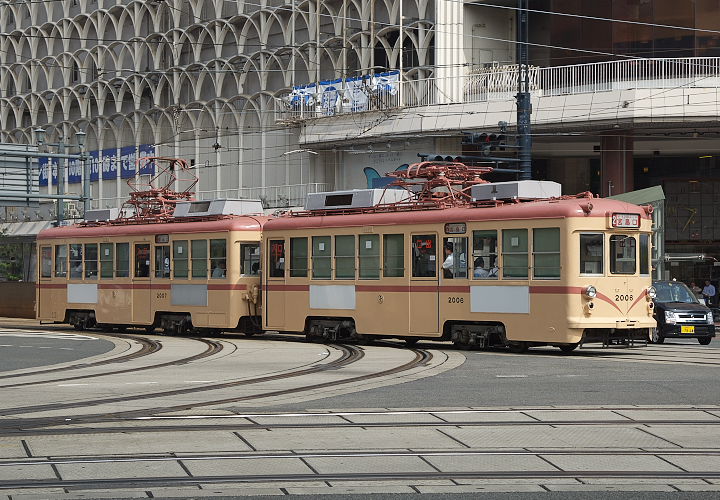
[647,286,657,300]
[584,286,597,299]
[664,311,678,325]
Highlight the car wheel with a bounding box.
[698,336,712,346]
[650,328,664,344]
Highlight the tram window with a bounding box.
[472,230,498,280]
[134,243,151,278]
[269,239,285,277]
[610,235,636,274]
[191,240,208,279]
[83,244,98,279]
[173,240,188,279]
[40,246,52,278]
[383,234,404,278]
[69,244,83,279]
[502,229,528,279]
[359,234,380,280]
[55,245,67,278]
[533,228,560,279]
[442,237,467,279]
[155,245,171,279]
[335,235,355,279]
[116,243,130,278]
[580,234,603,275]
[100,243,113,279]
[312,236,332,280]
[210,239,226,279]
[289,238,307,277]
[639,234,650,275]
[412,235,436,278]
[241,243,261,276]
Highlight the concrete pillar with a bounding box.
[601,131,633,197]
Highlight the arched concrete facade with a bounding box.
[0,0,436,209]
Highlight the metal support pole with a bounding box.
[81,149,90,213]
[516,0,532,180]
[56,141,65,226]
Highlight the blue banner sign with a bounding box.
[38,145,155,186]
[101,148,117,180]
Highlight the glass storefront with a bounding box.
[530,0,720,65]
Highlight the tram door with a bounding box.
[609,234,637,316]
[265,239,286,328]
[132,243,152,324]
[409,234,439,334]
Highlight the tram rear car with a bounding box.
[262,190,656,351]
[37,208,266,335]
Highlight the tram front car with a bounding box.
[563,199,656,348]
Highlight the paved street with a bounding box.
[0,319,718,499]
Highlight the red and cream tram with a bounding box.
[262,163,656,352]
[36,200,266,335]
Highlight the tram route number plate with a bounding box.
[681,325,695,334]
[611,213,640,228]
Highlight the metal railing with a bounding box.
[276,57,720,121]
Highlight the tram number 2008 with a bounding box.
[615,294,633,301]
[448,297,464,304]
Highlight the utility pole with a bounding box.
[516,0,532,180]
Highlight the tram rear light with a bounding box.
[647,286,657,299]
[584,286,597,298]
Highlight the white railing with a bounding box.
[276,57,720,121]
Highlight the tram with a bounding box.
[262,161,656,352]
[36,157,266,335]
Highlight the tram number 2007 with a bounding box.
[448,296,464,304]
[615,294,633,301]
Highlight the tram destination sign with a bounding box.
[610,213,640,228]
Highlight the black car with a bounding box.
[651,281,715,345]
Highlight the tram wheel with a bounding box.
[404,338,419,347]
[650,328,664,344]
[698,336,712,346]
[507,341,529,354]
[559,342,579,353]
[145,325,155,333]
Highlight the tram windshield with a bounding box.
[653,282,699,304]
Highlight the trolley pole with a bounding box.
[516,0,532,180]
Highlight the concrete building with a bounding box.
[1,0,719,282]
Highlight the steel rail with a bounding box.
[0,469,718,491]
[0,416,717,437]
[0,330,161,381]
[0,343,367,423]
[0,336,225,389]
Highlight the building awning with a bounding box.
[0,220,54,242]
[607,185,665,205]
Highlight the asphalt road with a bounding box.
[265,338,720,411]
[0,329,114,371]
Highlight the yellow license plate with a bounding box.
[681,326,695,334]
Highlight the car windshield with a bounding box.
[653,282,698,304]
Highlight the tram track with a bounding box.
[0,446,719,491]
[0,336,226,389]
[0,346,437,430]
[0,328,162,380]
[0,343,367,424]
